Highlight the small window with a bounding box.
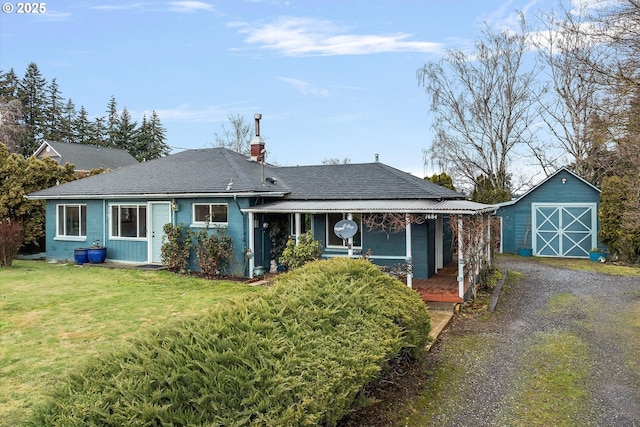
[326,213,362,248]
[56,204,86,237]
[192,204,228,226]
[110,204,147,239]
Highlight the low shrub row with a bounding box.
[29,258,431,426]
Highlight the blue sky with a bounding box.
[1,0,555,177]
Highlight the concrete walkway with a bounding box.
[425,302,456,351]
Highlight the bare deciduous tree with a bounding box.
[418,14,541,193]
[534,3,614,184]
[213,113,253,156]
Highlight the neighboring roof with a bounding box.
[34,141,139,171]
[274,162,464,200]
[28,148,288,199]
[244,199,496,215]
[494,167,601,208]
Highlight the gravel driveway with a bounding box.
[341,257,640,426]
[427,257,640,426]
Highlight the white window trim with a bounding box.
[109,203,148,241]
[191,203,229,228]
[326,213,363,249]
[55,204,87,240]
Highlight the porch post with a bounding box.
[405,214,413,289]
[347,213,354,257]
[457,217,464,299]
[248,211,255,278]
[294,212,302,244]
[486,213,491,266]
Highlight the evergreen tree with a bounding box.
[425,172,456,191]
[114,107,138,152]
[43,78,64,142]
[105,95,119,148]
[0,69,20,98]
[74,106,92,144]
[60,99,76,143]
[90,116,107,146]
[18,62,47,155]
[0,69,25,152]
[142,111,169,160]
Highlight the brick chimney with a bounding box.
[250,113,265,162]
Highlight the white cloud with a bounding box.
[166,1,218,13]
[233,16,442,57]
[278,77,329,97]
[91,1,217,13]
[146,104,229,122]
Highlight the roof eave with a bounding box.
[26,191,288,200]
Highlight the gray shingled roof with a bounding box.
[29,148,288,198]
[36,141,139,171]
[28,147,465,201]
[274,163,464,200]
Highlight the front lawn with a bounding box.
[0,260,261,427]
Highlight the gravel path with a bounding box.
[430,258,640,426]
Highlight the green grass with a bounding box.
[535,256,640,276]
[507,331,591,426]
[0,260,261,427]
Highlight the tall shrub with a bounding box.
[29,258,431,426]
[279,230,322,270]
[188,225,233,278]
[160,223,191,273]
[0,218,23,267]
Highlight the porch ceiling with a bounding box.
[242,199,495,215]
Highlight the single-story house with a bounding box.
[34,140,139,174]
[28,120,495,298]
[495,167,603,258]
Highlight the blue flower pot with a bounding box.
[87,247,107,264]
[518,248,533,257]
[589,252,604,262]
[74,248,89,265]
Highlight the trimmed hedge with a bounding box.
[29,258,431,426]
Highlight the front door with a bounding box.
[149,202,172,264]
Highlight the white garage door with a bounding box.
[532,203,597,258]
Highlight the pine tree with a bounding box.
[18,62,48,155]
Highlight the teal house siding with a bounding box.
[496,168,602,257]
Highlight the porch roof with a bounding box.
[242,199,495,215]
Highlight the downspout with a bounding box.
[103,200,106,250]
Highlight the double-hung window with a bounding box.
[57,204,86,239]
[110,204,147,239]
[192,204,228,227]
[326,213,362,248]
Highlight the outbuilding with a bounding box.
[496,167,603,258]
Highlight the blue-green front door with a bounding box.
[149,202,171,264]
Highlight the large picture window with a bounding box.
[326,213,362,248]
[192,204,228,226]
[111,204,147,239]
[57,204,86,238]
